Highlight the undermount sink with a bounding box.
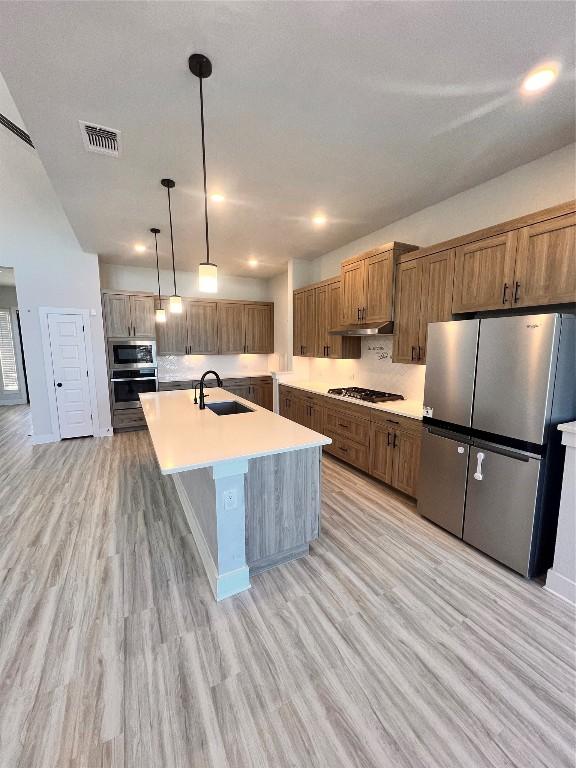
[206,400,254,416]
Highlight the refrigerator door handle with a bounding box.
[474,452,485,480]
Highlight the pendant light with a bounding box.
[189,53,218,293]
[150,227,166,323]
[161,177,183,313]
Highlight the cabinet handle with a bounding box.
[339,446,348,453]
[418,346,423,361]
[387,431,392,446]
[362,308,366,321]
[411,346,416,361]
[338,423,350,429]
[385,419,399,425]
[513,281,521,304]
[357,307,361,321]
[502,282,510,305]
[326,345,330,356]
[393,433,398,448]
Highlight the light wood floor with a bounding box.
[1,405,575,768]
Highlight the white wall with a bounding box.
[314,143,576,281]
[0,74,111,439]
[99,263,272,301]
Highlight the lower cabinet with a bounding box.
[278,384,422,498]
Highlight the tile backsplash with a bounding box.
[307,337,425,401]
[158,354,272,381]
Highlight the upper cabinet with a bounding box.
[393,248,456,364]
[451,206,575,314]
[218,301,274,355]
[514,213,576,308]
[103,293,156,338]
[294,278,360,359]
[187,301,218,354]
[452,232,518,313]
[341,242,417,325]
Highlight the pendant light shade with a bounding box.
[198,261,218,293]
[150,227,166,323]
[189,53,218,294]
[161,178,182,313]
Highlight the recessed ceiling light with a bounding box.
[521,62,560,95]
[248,257,258,268]
[312,213,327,227]
[211,193,225,203]
[133,243,146,253]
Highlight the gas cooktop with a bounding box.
[327,386,405,404]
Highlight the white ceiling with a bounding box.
[0,1,574,278]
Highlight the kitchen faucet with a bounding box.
[198,370,222,410]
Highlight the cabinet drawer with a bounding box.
[325,408,370,443]
[324,431,370,472]
[370,410,422,435]
[158,380,193,391]
[113,409,147,430]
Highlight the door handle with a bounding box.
[474,452,485,480]
[502,283,509,305]
[513,281,521,303]
[56,382,62,388]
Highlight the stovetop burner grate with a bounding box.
[327,386,405,403]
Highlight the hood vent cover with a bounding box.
[79,121,120,156]
[329,320,395,336]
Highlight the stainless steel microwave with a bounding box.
[108,338,157,370]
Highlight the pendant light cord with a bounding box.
[166,185,177,294]
[153,230,161,302]
[199,75,210,265]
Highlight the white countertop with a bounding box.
[140,388,331,474]
[280,380,423,420]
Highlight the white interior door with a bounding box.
[48,313,93,439]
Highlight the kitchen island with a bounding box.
[140,387,331,600]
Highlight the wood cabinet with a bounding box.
[452,232,518,313]
[186,301,218,354]
[341,242,417,325]
[294,279,360,359]
[393,248,455,364]
[370,413,422,497]
[103,293,156,338]
[248,377,273,410]
[514,213,576,308]
[219,302,274,355]
[156,305,187,355]
[279,385,305,423]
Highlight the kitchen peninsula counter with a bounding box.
[140,388,330,600]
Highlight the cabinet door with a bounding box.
[327,281,343,358]
[369,424,395,484]
[218,302,246,354]
[279,388,293,418]
[245,303,273,353]
[392,429,422,498]
[392,260,422,364]
[129,295,156,338]
[186,301,218,354]
[365,251,394,322]
[315,284,329,357]
[452,231,518,313]
[417,249,455,363]
[303,290,316,357]
[513,214,576,307]
[341,260,366,324]
[155,308,188,355]
[103,294,132,337]
[293,291,306,357]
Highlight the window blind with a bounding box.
[0,309,19,392]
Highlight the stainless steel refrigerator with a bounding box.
[417,313,575,577]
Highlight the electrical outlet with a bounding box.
[223,489,237,510]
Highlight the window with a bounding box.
[0,308,19,391]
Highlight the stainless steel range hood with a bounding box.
[328,320,394,336]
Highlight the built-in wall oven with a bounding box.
[108,338,157,370]
[111,368,158,409]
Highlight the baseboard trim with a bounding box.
[31,433,58,445]
[545,568,576,605]
[173,474,250,601]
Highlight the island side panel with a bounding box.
[245,446,321,572]
[177,467,218,564]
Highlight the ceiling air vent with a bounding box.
[79,121,121,157]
